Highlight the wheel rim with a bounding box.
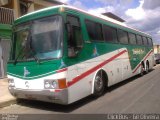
[140,65,144,75]
[146,64,149,73]
[95,75,103,92]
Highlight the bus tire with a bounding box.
[93,71,105,97]
[140,63,145,76]
[145,61,149,74]
[16,98,24,103]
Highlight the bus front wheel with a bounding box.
[93,71,105,97]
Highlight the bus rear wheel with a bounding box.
[145,62,149,74]
[93,71,105,97]
[140,64,145,76]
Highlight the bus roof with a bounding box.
[15,5,151,37]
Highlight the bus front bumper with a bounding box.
[8,87,68,105]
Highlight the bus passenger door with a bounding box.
[66,14,87,79]
[66,14,92,103]
[66,14,83,58]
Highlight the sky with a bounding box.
[59,0,160,44]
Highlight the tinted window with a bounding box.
[85,20,103,41]
[67,15,80,27]
[103,25,118,43]
[67,15,83,49]
[137,35,143,45]
[147,38,153,46]
[129,33,137,45]
[118,29,129,44]
[142,36,148,46]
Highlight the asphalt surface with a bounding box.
[0,65,160,116]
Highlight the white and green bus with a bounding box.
[8,5,154,104]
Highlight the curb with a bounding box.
[0,98,17,108]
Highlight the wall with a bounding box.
[0,24,12,78]
[154,45,160,54]
[0,6,13,78]
[5,0,63,18]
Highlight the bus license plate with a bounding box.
[25,94,36,100]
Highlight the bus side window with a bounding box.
[118,29,129,44]
[85,20,103,41]
[136,35,143,45]
[66,15,83,57]
[147,38,153,47]
[103,25,118,43]
[142,36,148,46]
[128,33,137,45]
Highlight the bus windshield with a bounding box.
[13,15,63,62]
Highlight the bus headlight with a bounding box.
[8,79,15,87]
[44,79,67,89]
[51,80,58,88]
[44,81,51,89]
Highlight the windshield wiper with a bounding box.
[13,46,25,65]
[29,47,40,64]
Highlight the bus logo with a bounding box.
[25,81,29,88]
[24,67,30,77]
[132,49,145,55]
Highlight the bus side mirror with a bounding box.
[68,47,77,57]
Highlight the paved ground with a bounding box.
[0,78,16,108]
[0,65,160,117]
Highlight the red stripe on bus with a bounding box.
[144,50,153,61]
[56,68,68,73]
[132,50,153,74]
[67,50,127,87]
[55,89,62,92]
[132,64,141,74]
